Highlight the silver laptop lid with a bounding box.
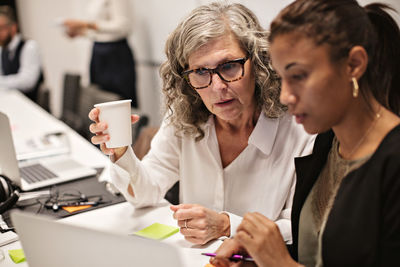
[0,112,22,187]
[11,211,184,267]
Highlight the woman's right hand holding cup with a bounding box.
[88,107,139,160]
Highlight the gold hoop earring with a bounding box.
[352,77,359,98]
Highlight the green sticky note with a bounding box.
[8,249,26,263]
[134,223,179,240]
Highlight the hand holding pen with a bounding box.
[202,252,254,262]
[207,238,253,267]
[211,212,300,267]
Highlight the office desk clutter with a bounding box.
[17,187,106,213]
[9,175,126,220]
[4,200,224,266]
[0,176,125,241]
[0,104,124,226]
[0,111,97,192]
[0,88,135,266]
[0,176,125,266]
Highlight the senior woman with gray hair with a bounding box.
[89,2,314,245]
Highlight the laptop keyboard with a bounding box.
[20,164,57,184]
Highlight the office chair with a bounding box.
[61,73,83,132]
[78,83,122,140]
[36,83,50,113]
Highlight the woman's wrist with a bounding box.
[112,146,128,162]
[219,212,231,237]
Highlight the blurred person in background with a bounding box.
[63,0,138,107]
[0,5,43,102]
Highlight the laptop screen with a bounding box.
[0,111,96,191]
[0,111,22,187]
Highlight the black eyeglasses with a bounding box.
[16,186,107,213]
[182,57,248,89]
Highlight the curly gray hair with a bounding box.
[160,2,285,141]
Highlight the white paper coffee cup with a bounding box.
[94,99,132,148]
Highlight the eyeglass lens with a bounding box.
[188,60,244,89]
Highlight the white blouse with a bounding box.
[110,112,315,242]
[86,0,132,42]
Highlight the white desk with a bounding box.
[0,90,222,266]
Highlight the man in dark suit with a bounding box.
[0,6,43,101]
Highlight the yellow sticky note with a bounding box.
[134,223,179,240]
[8,249,26,263]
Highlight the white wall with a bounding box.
[16,0,400,126]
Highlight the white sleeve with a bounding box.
[220,211,242,238]
[109,147,140,205]
[110,121,181,207]
[275,194,294,244]
[275,133,315,244]
[223,208,292,243]
[0,41,42,92]
[275,132,315,243]
[93,0,131,36]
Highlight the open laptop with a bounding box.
[11,211,184,267]
[0,111,97,191]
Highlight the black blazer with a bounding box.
[291,125,400,266]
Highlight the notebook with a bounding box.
[15,131,70,161]
[11,211,184,267]
[0,111,97,191]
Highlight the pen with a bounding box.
[201,252,254,262]
[69,201,98,206]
